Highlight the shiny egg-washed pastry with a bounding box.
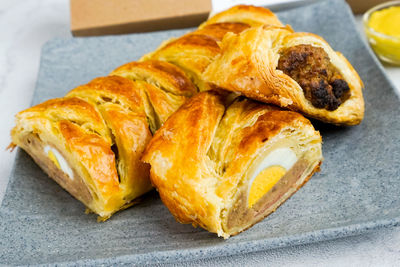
[141,5,283,91]
[10,61,196,220]
[200,4,284,28]
[8,5,280,220]
[202,25,364,125]
[144,5,364,125]
[142,91,322,238]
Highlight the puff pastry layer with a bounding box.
[10,61,196,220]
[203,25,364,125]
[142,91,322,238]
[141,5,283,91]
[143,5,364,125]
[10,4,360,225]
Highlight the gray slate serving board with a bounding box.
[1,0,400,265]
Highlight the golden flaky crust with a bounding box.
[200,5,284,28]
[142,91,323,238]
[11,61,196,219]
[111,60,197,97]
[141,6,283,91]
[202,26,364,125]
[11,4,362,227]
[110,61,197,129]
[142,4,363,125]
[140,33,220,91]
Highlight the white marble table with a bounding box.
[1,1,400,265]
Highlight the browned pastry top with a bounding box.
[195,22,251,41]
[142,91,322,237]
[277,44,350,111]
[112,60,196,97]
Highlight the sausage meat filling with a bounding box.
[277,44,350,111]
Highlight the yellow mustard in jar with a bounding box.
[369,6,400,37]
[365,5,400,65]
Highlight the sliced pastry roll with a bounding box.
[141,6,283,91]
[141,4,364,125]
[202,25,364,125]
[10,61,196,220]
[142,91,322,238]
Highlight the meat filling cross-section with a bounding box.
[277,44,350,111]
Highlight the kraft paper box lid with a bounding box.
[346,0,387,13]
[70,0,211,36]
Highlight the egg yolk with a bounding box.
[248,165,286,208]
[47,150,61,169]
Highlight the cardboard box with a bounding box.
[70,0,386,37]
[346,0,387,13]
[70,0,211,36]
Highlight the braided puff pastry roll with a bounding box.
[140,5,283,91]
[144,4,364,125]
[202,25,364,125]
[10,61,196,220]
[142,91,322,238]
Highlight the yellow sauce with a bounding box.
[369,6,400,37]
[366,6,400,64]
[248,165,286,208]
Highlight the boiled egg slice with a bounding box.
[248,148,297,208]
[44,145,74,180]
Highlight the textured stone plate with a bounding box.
[1,0,399,265]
